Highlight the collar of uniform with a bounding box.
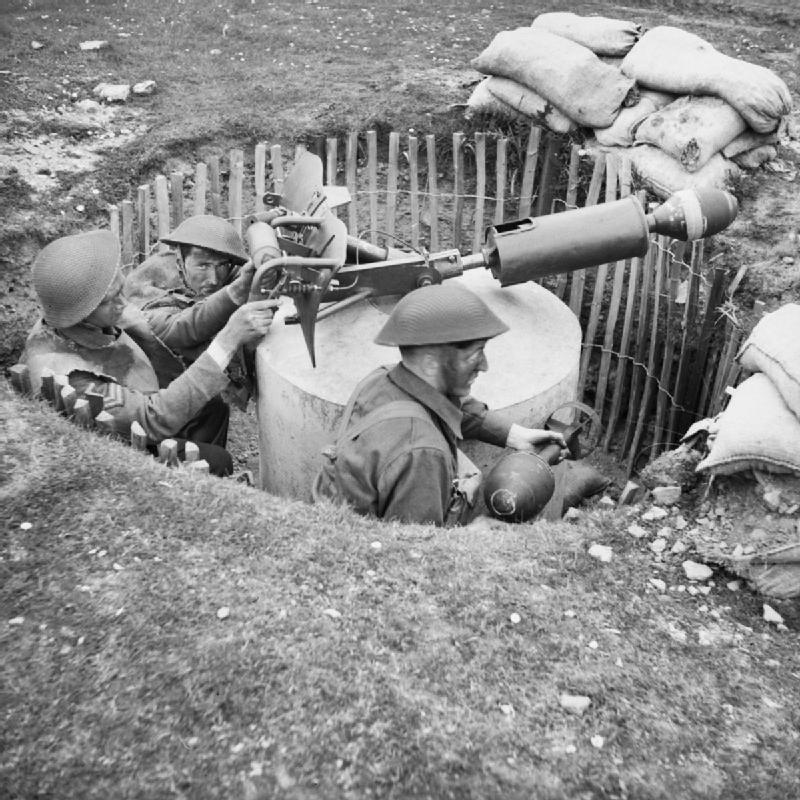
[56,321,121,349]
[388,362,463,439]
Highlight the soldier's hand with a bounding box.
[217,299,280,350]
[227,260,256,305]
[506,424,568,456]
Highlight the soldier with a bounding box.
[22,229,277,476]
[313,282,567,525]
[123,214,255,364]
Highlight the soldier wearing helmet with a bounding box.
[21,229,278,475]
[313,282,566,526]
[123,214,259,364]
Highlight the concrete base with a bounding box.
[255,268,581,501]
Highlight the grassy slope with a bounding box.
[3,385,800,799]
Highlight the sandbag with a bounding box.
[596,142,740,199]
[737,304,800,417]
[594,89,675,147]
[621,26,792,133]
[697,374,800,477]
[465,78,527,122]
[722,129,780,158]
[733,144,778,170]
[472,27,637,128]
[531,12,642,57]
[485,76,576,133]
[634,95,748,172]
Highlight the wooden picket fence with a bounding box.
[108,125,743,475]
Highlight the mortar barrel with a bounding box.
[485,195,649,287]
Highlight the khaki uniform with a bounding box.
[315,363,510,526]
[124,252,239,364]
[22,319,229,445]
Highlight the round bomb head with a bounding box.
[32,229,120,328]
[160,214,248,264]
[374,282,509,346]
[483,451,556,522]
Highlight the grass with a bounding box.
[2,385,800,799]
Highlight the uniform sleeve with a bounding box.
[460,395,511,447]
[144,289,238,352]
[67,351,229,443]
[377,447,453,525]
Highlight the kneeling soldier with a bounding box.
[314,282,566,525]
[22,229,276,476]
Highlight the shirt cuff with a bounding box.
[226,284,245,306]
[206,338,234,371]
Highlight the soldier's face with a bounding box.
[439,339,489,398]
[182,246,235,296]
[83,270,127,329]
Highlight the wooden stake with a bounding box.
[154,175,170,250]
[270,145,283,197]
[668,240,704,439]
[170,171,184,229]
[534,133,559,217]
[229,148,244,236]
[652,243,682,455]
[326,137,338,219]
[493,136,507,225]
[130,420,148,451]
[73,398,94,429]
[137,184,151,264]
[472,132,486,254]
[367,130,378,244]
[39,367,55,404]
[578,154,618,399]
[603,189,646,451]
[346,132,358,236]
[8,364,31,395]
[553,144,581,301]
[426,134,439,251]
[94,410,115,435]
[408,134,420,249]
[108,204,120,244]
[593,156,631,423]
[186,459,210,474]
[184,441,200,463]
[386,131,400,241]
[518,124,542,218]
[452,131,465,251]
[52,373,69,412]
[85,391,104,418]
[569,153,605,317]
[254,143,267,213]
[194,162,207,215]
[60,384,77,416]
[621,237,658,457]
[695,264,729,417]
[208,155,222,217]
[627,235,667,473]
[121,199,134,273]
[158,438,180,467]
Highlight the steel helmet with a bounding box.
[374,282,509,346]
[483,451,556,522]
[32,229,120,328]
[160,215,248,264]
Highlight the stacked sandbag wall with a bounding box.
[467,13,793,199]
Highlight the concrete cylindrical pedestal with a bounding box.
[255,268,581,501]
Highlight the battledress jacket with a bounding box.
[327,363,511,526]
[124,251,239,363]
[22,318,229,444]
